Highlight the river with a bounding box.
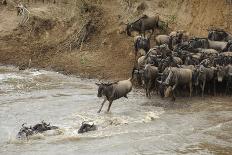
[0,65,231,155]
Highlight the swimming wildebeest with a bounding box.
[17,121,59,139]
[32,121,58,133]
[17,123,34,139]
[96,77,133,113]
[78,121,97,134]
[126,15,161,36]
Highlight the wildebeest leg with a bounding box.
[171,90,176,101]
[150,29,154,37]
[171,84,177,101]
[213,80,216,96]
[148,81,153,98]
[189,82,192,97]
[107,101,113,112]
[97,98,107,113]
[145,86,148,97]
[134,51,138,67]
[194,86,198,96]
[226,79,230,95]
[201,80,206,97]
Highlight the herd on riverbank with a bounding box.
[129,15,232,101]
[95,15,232,112]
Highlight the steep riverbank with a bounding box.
[0,0,232,80]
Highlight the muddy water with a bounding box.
[0,65,231,155]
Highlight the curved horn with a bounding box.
[95,82,101,86]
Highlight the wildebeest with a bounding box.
[208,29,232,41]
[188,38,209,49]
[222,40,232,52]
[17,121,59,140]
[155,35,170,45]
[208,40,228,51]
[134,35,150,57]
[143,64,159,97]
[158,56,182,72]
[159,67,193,101]
[195,65,216,97]
[78,121,97,134]
[32,121,58,133]
[96,77,133,113]
[217,65,232,94]
[17,123,34,139]
[126,15,160,36]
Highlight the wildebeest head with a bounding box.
[96,82,116,97]
[78,121,97,134]
[96,83,106,97]
[17,123,33,139]
[164,68,174,86]
[126,24,132,36]
[135,36,150,53]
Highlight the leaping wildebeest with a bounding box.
[96,76,133,113]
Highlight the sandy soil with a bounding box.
[0,0,232,80]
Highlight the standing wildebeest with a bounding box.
[195,65,216,97]
[222,40,232,52]
[217,65,232,94]
[134,35,150,57]
[155,35,170,45]
[96,78,133,113]
[143,64,159,98]
[208,29,232,41]
[159,67,193,101]
[188,38,209,49]
[208,40,228,51]
[126,15,161,36]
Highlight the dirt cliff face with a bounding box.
[0,0,232,80]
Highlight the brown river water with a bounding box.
[0,65,231,155]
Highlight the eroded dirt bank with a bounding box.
[0,0,232,80]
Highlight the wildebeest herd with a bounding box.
[95,15,232,113]
[130,15,232,101]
